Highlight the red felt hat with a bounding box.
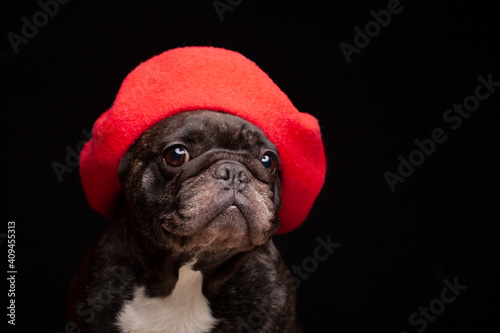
[79,46,326,233]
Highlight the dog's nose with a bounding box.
[213,162,250,190]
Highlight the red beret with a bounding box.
[79,46,326,233]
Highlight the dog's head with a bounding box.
[118,110,281,256]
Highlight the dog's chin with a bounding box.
[202,205,255,247]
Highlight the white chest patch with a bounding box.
[116,262,218,333]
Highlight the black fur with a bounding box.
[69,111,299,332]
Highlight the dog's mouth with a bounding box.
[161,190,274,250]
[208,203,247,231]
[198,193,267,246]
[220,204,241,216]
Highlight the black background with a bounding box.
[2,0,499,332]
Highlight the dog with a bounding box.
[69,110,300,333]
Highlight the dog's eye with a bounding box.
[164,145,190,167]
[260,153,277,174]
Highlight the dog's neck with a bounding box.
[100,208,258,299]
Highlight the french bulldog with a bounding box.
[69,110,300,333]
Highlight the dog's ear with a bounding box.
[118,150,133,187]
